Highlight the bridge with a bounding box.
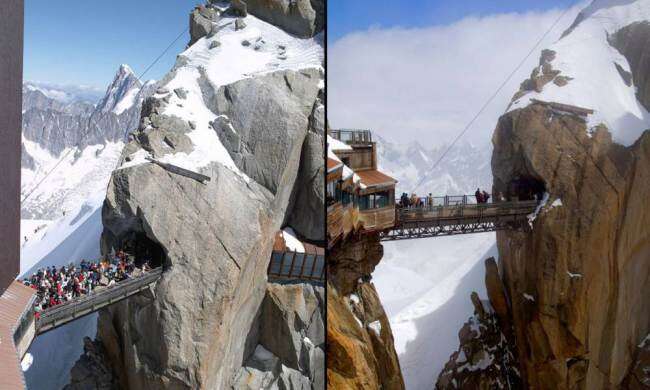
[33,268,163,335]
[380,197,538,241]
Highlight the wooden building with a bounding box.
[327,129,397,248]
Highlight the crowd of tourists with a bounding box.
[22,251,150,317]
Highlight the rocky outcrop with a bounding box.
[64,337,120,390]
[436,292,521,390]
[609,21,650,110]
[622,335,650,388]
[95,8,322,390]
[327,281,404,390]
[285,95,324,242]
[327,234,404,389]
[328,233,384,296]
[232,0,325,38]
[511,49,572,104]
[233,282,325,389]
[211,68,321,195]
[189,5,218,46]
[491,100,650,388]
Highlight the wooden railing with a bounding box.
[268,251,325,282]
[35,268,163,335]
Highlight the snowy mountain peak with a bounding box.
[563,0,650,37]
[96,64,143,115]
[509,0,650,146]
[118,63,135,76]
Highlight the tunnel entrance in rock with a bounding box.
[121,232,166,269]
[508,175,546,201]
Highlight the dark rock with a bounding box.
[235,18,246,30]
[189,6,216,46]
[244,0,324,38]
[173,88,188,99]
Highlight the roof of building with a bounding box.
[327,158,343,173]
[0,281,36,389]
[356,169,397,189]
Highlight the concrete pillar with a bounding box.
[0,0,24,294]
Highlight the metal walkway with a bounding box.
[380,200,538,241]
[34,268,163,335]
[268,250,325,283]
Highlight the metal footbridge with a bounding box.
[18,268,164,337]
[379,196,538,241]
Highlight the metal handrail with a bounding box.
[36,268,162,329]
[330,129,373,144]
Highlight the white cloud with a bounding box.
[328,6,584,149]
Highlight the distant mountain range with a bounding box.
[375,134,492,197]
[21,65,156,219]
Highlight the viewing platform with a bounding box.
[34,268,163,335]
[268,232,325,283]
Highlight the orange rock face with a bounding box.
[492,102,650,389]
[327,234,404,389]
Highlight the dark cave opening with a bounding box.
[508,175,546,201]
[120,232,166,269]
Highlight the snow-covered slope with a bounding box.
[21,140,123,221]
[371,136,495,388]
[21,194,104,390]
[509,0,650,146]
[21,65,156,220]
[20,66,152,389]
[374,235,497,390]
[122,8,323,176]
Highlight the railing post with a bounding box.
[287,251,297,278]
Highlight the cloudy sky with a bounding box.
[328,0,585,149]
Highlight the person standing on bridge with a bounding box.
[475,188,483,204]
[482,191,490,204]
[427,193,433,210]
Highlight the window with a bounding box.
[359,191,394,210]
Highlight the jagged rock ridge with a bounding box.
[82,1,324,389]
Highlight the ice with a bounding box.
[282,227,305,253]
[567,271,583,278]
[527,192,550,228]
[523,293,536,302]
[510,0,650,146]
[551,198,563,208]
[368,320,382,336]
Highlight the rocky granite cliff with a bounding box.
[66,1,324,389]
[327,234,405,389]
[438,1,650,389]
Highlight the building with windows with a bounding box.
[327,129,397,248]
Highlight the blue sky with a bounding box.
[328,0,577,42]
[24,0,196,90]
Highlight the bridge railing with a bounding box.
[399,194,497,208]
[396,199,538,222]
[36,268,163,334]
[330,129,373,144]
[268,251,325,282]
